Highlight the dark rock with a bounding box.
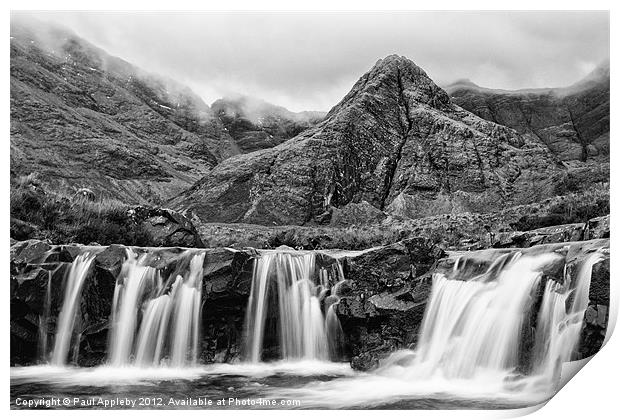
[343,241,413,294]
[579,303,608,359]
[351,352,382,371]
[585,215,610,239]
[335,237,445,370]
[92,244,126,279]
[10,217,39,240]
[589,255,610,305]
[493,223,585,248]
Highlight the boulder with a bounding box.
[578,252,610,358]
[334,237,445,369]
[493,223,585,248]
[585,215,610,239]
[131,206,205,248]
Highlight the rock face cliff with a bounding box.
[170,55,583,225]
[447,61,609,164]
[10,20,240,204]
[212,96,325,153]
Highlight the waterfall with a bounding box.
[108,251,159,365]
[383,249,604,387]
[243,249,344,363]
[108,250,205,367]
[412,253,558,378]
[50,253,96,366]
[532,252,604,382]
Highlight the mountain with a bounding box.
[10,19,240,204]
[211,96,325,153]
[170,55,585,226]
[446,61,610,163]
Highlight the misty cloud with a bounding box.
[12,11,609,112]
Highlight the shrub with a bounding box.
[10,176,153,246]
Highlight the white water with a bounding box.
[413,253,557,378]
[108,251,159,365]
[243,249,344,362]
[14,244,606,409]
[264,249,605,407]
[11,360,353,387]
[108,250,205,367]
[532,252,604,383]
[50,253,96,366]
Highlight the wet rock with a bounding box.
[351,352,382,371]
[92,244,127,279]
[579,304,608,359]
[335,237,445,370]
[589,255,610,306]
[344,243,412,293]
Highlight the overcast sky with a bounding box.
[14,11,610,112]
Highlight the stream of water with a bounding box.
[11,246,605,409]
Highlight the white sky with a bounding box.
[13,11,610,112]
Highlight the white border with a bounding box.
[3,2,616,420]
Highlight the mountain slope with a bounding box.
[211,96,325,153]
[170,55,575,225]
[10,20,239,204]
[446,61,610,163]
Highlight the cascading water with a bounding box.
[260,247,608,408]
[11,240,610,409]
[243,249,345,363]
[50,253,96,366]
[108,250,159,365]
[400,250,603,386]
[108,249,205,367]
[532,252,604,383]
[411,253,557,378]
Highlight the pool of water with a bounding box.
[10,362,549,410]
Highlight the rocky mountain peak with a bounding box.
[327,54,451,121]
[170,54,569,226]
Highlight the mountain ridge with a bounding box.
[169,54,582,226]
[447,60,610,163]
[10,19,323,204]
